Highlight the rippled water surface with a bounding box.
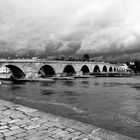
[0,76,140,138]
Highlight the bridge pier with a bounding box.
[25,72,39,79]
[77,71,83,76]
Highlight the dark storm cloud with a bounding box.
[0,0,140,58]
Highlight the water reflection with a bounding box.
[134,96,140,101]
[94,82,100,85]
[81,80,89,85]
[131,83,140,90]
[63,91,79,97]
[102,82,134,88]
[40,81,55,87]
[62,80,75,87]
[41,89,55,95]
[8,82,26,92]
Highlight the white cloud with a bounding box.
[0,0,140,56]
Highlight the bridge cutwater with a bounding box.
[0,60,127,79]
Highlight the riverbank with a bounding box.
[0,99,136,140]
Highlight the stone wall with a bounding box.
[0,61,126,79]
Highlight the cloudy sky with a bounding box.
[0,0,140,59]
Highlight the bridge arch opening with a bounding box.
[102,66,107,72]
[81,65,90,75]
[38,65,56,78]
[6,65,25,79]
[114,67,116,72]
[93,65,100,73]
[63,65,76,76]
[109,67,113,72]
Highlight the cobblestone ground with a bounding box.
[0,99,137,140]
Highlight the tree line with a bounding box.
[54,54,91,61]
[126,60,140,73]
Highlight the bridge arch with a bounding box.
[93,65,100,73]
[81,65,90,75]
[102,65,107,72]
[63,65,76,76]
[38,65,56,77]
[114,67,116,72]
[109,66,113,72]
[6,65,25,79]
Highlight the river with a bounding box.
[0,76,140,139]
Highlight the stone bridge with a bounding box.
[0,60,126,79]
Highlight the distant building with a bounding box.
[0,66,10,73]
[119,64,129,71]
[32,57,38,60]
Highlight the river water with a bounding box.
[0,76,140,138]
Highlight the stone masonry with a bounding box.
[0,99,136,140]
[0,60,126,79]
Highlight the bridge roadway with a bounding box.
[0,60,126,79]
